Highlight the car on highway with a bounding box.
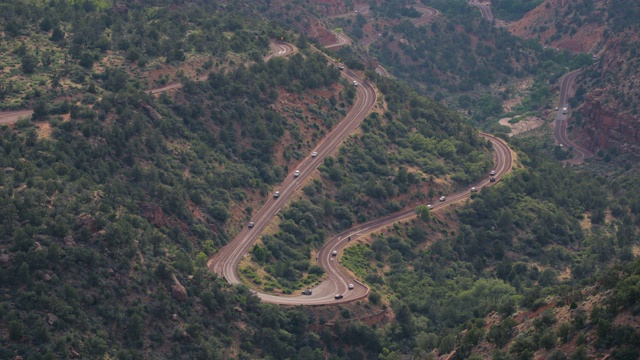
[348,284,354,290]
[439,196,446,202]
[248,222,255,228]
[470,187,477,192]
[294,170,300,177]
[332,250,338,256]
[562,107,568,114]
[335,294,344,299]
[311,151,318,157]
[274,191,280,198]
[490,177,496,183]
[353,80,358,86]
[302,289,312,295]
[490,170,496,176]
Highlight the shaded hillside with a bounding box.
[507,0,640,159]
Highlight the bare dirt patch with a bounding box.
[499,116,545,136]
[501,77,534,113]
[34,121,52,139]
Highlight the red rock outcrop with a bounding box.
[581,93,640,156]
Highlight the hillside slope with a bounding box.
[507,0,640,159]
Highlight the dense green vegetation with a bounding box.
[2,0,640,359]
[0,0,277,109]
[376,4,533,91]
[0,52,347,359]
[249,77,492,292]
[341,139,640,358]
[488,0,544,21]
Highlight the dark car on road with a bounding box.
[335,294,344,299]
[302,289,312,295]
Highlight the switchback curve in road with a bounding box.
[325,31,352,49]
[208,62,378,305]
[150,40,297,94]
[209,119,514,305]
[554,69,592,164]
[468,1,494,21]
[359,4,438,48]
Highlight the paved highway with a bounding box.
[326,31,352,49]
[554,69,591,164]
[208,57,378,304]
[264,40,297,62]
[375,65,389,77]
[360,4,438,48]
[151,41,296,94]
[207,61,513,305]
[328,5,370,19]
[310,133,513,305]
[468,1,494,21]
[410,4,438,26]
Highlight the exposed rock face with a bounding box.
[76,214,97,233]
[47,313,58,325]
[508,0,607,53]
[171,275,188,302]
[64,236,76,247]
[581,93,640,156]
[0,252,10,268]
[578,28,640,156]
[139,202,189,231]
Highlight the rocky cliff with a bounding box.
[510,0,640,157]
[579,28,640,156]
[508,0,608,53]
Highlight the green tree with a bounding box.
[21,53,38,74]
[415,205,432,222]
[9,320,24,341]
[50,27,65,42]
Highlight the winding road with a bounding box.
[410,4,438,26]
[208,37,514,304]
[554,69,591,164]
[360,4,438,49]
[264,40,297,62]
[468,1,494,21]
[208,62,378,304]
[325,31,352,49]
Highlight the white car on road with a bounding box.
[294,170,300,177]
